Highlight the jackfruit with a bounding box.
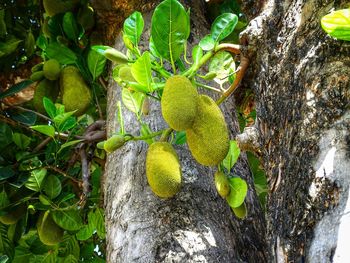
[77,5,95,31]
[43,0,79,17]
[0,204,26,225]
[104,49,128,64]
[43,59,61,80]
[232,202,247,219]
[37,211,64,246]
[60,66,92,116]
[214,171,230,198]
[161,75,198,131]
[31,62,44,73]
[146,142,182,198]
[104,135,125,153]
[186,95,229,166]
[33,79,59,113]
[30,71,45,81]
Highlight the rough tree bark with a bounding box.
[98,1,267,262]
[239,0,350,262]
[93,0,350,262]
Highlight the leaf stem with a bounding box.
[160,128,173,142]
[195,81,222,93]
[128,130,164,141]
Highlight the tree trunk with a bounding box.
[95,0,350,261]
[101,1,266,262]
[239,0,350,262]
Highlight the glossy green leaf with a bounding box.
[10,111,37,126]
[191,45,203,68]
[209,51,235,85]
[174,131,186,145]
[58,140,83,154]
[12,133,31,150]
[121,88,144,115]
[149,37,161,58]
[0,224,14,261]
[63,12,80,41]
[31,125,55,138]
[321,8,350,41]
[76,224,94,241]
[131,51,152,91]
[0,80,33,100]
[0,10,7,38]
[222,140,240,171]
[59,234,80,259]
[88,208,105,239]
[151,0,190,61]
[226,177,247,208]
[42,97,56,119]
[0,166,15,181]
[12,246,32,263]
[199,35,215,51]
[52,210,83,231]
[123,11,144,46]
[0,255,9,263]
[43,175,62,199]
[0,37,22,58]
[63,255,78,263]
[87,49,106,81]
[24,31,35,57]
[46,42,77,65]
[211,13,238,42]
[25,169,47,192]
[0,123,12,149]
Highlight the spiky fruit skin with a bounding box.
[146,142,182,198]
[43,59,61,80]
[60,66,92,116]
[104,135,125,153]
[37,211,64,246]
[186,95,229,166]
[33,79,59,113]
[0,204,26,225]
[161,75,198,131]
[214,171,230,198]
[43,0,79,17]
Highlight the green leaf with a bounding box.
[46,42,77,65]
[0,224,14,260]
[0,189,10,208]
[24,31,35,57]
[199,35,215,51]
[149,37,161,58]
[151,0,190,62]
[59,235,80,259]
[321,8,350,41]
[25,169,47,192]
[52,210,83,231]
[140,123,154,145]
[0,37,22,58]
[0,80,33,100]
[174,131,186,145]
[88,208,105,239]
[222,140,240,171]
[0,10,7,38]
[43,97,56,119]
[62,255,78,263]
[209,51,235,85]
[58,140,83,154]
[53,112,75,128]
[43,175,62,199]
[63,12,80,42]
[121,88,144,115]
[31,125,55,138]
[211,13,238,42]
[12,246,32,263]
[191,45,203,68]
[76,224,94,241]
[226,177,247,208]
[91,45,109,56]
[10,112,37,126]
[12,133,31,150]
[58,117,76,132]
[0,255,9,263]
[0,166,15,181]
[123,11,144,46]
[131,51,152,91]
[87,49,106,81]
[0,123,12,149]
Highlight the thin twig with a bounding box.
[33,137,51,153]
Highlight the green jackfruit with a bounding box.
[0,204,26,225]
[232,202,247,219]
[77,5,95,31]
[43,59,61,80]
[186,95,229,166]
[60,66,92,116]
[214,171,230,198]
[146,142,182,198]
[37,211,64,246]
[43,0,79,17]
[30,71,45,81]
[33,79,59,113]
[104,135,125,153]
[161,75,198,131]
[31,62,44,73]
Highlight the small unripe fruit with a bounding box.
[214,171,230,198]
[30,71,45,81]
[104,49,128,64]
[43,59,61,80]
[232,202,247,219]
[104,135,125,153]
